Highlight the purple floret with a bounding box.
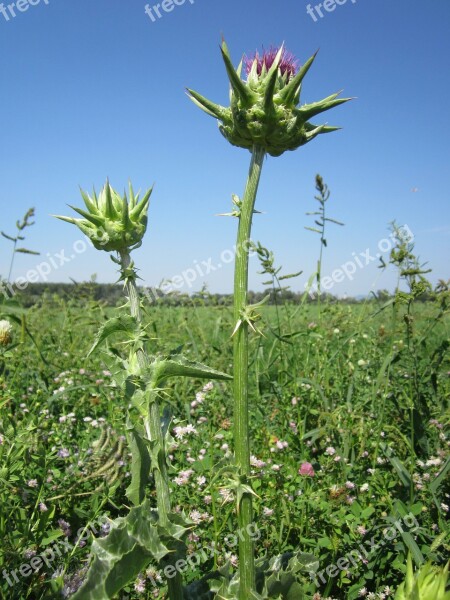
[244,46,299,81]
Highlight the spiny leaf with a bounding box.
[87,315,138,357]
[70,500,187,600]
[156,356,232,383]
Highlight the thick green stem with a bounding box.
[119,250,184,600]
[233,145,265,599]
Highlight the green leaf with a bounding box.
[71,501,187,600]
[279,271,303,281]
[125,419,151,506]
[381,444,412,488]
[156,356,232,383]
[430,456,450,494]
[1,231,16,241]
[87,315,138,357]
[14,248,40,255]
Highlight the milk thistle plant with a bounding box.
[55,182,231,600]
[188,41,351,598]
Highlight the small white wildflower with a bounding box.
[219,489,233,503]
[0,320,13,346]
[134,577,146,593]
[360,483,369,492]
[357,525,367,536]
[189,510,203,524]
[195,392,205,403]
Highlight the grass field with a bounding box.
[1,291,449,599]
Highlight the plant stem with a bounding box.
[7,238,17,284]
[233,145,265,599]
[119,249,184,600]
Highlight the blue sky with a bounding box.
[1,0,449,297]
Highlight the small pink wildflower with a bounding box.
[298,462,315,477]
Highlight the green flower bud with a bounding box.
[0,320,13,346]
[188,41,352,157]
[55,181,153,252]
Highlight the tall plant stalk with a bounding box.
[188,39,350,598]
[119,249,184,600]
[233,145,265,598]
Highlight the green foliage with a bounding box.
[394,555,450,599]
[1,268,448,600]
[71,500,190,600]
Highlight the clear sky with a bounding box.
[1,0,449,297]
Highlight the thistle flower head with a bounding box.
[54,181,153,253]
[187,40,352,157]
[0,320,13,346]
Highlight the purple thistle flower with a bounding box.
[244,46,299,81]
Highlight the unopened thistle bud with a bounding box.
[55,181,153,252]
[188,41,352,157]
[0,320,13,346]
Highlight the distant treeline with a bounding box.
[0,280,422,308]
